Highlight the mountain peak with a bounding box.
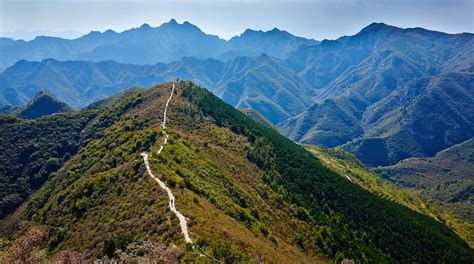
[269,27,282,33]
[140,23,152,29]
[17,90,73,119]
[41,58,59,65]
[242,28,262,35]
[104,29,117,34]
[168,18,178,25]
[358,22,395,34]
[368,22,388,28]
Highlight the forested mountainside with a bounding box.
[0,111,93,218]
[13,91,73,119]
[0,19,317,71]
[279,23,474,166]
[243,110,473,247]
[0,82,472,263]
[304,145,473,247]
[1,22,473,243]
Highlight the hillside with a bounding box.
[14,91,74,119]
[0,19,317,71]
[304,145,473,247]
[0,111,94,218]
[2,22,471,167]
[213,55,313,123]
[1,82,472,262]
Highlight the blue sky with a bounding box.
[0,0,473,40]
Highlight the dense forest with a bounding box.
[0,112,94,217]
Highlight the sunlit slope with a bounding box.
[305,145,474,248]
[1,81,472,262]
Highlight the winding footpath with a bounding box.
[140,83,193,244]
[344,174,354,183]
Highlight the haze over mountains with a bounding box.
[0,19,317,71]
[0,55,313,124]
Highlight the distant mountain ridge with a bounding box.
[376,138,474,222]
[1,21,472,168]
[0,19,318,70]
[0,55,313,123]
[279,22,474,166]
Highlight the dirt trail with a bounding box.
[140,83,193,244]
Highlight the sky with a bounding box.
[0,0,473,41]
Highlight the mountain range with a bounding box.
[279,23,474,166]
[1,22,472,168]
[0,19,317,71]
[0,55,313,124]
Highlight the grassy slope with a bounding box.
[1,83,322,262]
[304,145,474,248]
[1,82,473,262]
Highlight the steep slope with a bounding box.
[285,38,372,88]
[1,82,472,263]
[342,72,474,166]
[14,91,74,119]
[280,23,474,166]
[304,145,473,247]
[279,97,364,147]
[213,55,313,123]
[0,55,312,123]
[0,111,94,218]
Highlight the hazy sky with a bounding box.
[0,0,473,40]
